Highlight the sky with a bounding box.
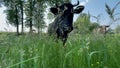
[73,0,120,28]
[0,0,120,32]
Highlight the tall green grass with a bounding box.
[0,33,120,68]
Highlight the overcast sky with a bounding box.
[0,0,120,32]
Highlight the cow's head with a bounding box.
[48,1,84,46]
[50,1,84,16]
[99,25,110,34]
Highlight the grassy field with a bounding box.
[0,33,120,68]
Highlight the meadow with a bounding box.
[0,33,120,68]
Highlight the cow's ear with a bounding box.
[50,7,59,15]
[74,6,84,14]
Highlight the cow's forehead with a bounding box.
[60,3,73,8]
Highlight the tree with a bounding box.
[74,13,101,34]
[89,22,99,31]
[33,1,46,34]
[3,0,20,35]
[74,13,91,34]
[24,0,70,33]
[2,0,72,34]
[24,0,46,33]
[2,0,25,35]
[46,0,70,6]
[24,0,36,33]
[19,0,24,34]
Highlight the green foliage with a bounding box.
[1,0,73,33]
[46,0,70,6]
[3,0,20,26]
[2,0,25,34]
[74,13,89,33]
[0,33,120,68]
[33,1,46,33]
[89,22,99,31]
[5,9,17,26]
[74,13,96,34]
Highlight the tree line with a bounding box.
[0,0,70,35]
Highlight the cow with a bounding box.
[99,25,110,34]
[48,1,84,46]
[93,25,110,35]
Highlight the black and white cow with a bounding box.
[48,1,84,46]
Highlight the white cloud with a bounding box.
[80,1,87,5]
[80,0,89,6]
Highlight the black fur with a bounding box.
[48,1,84,46]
